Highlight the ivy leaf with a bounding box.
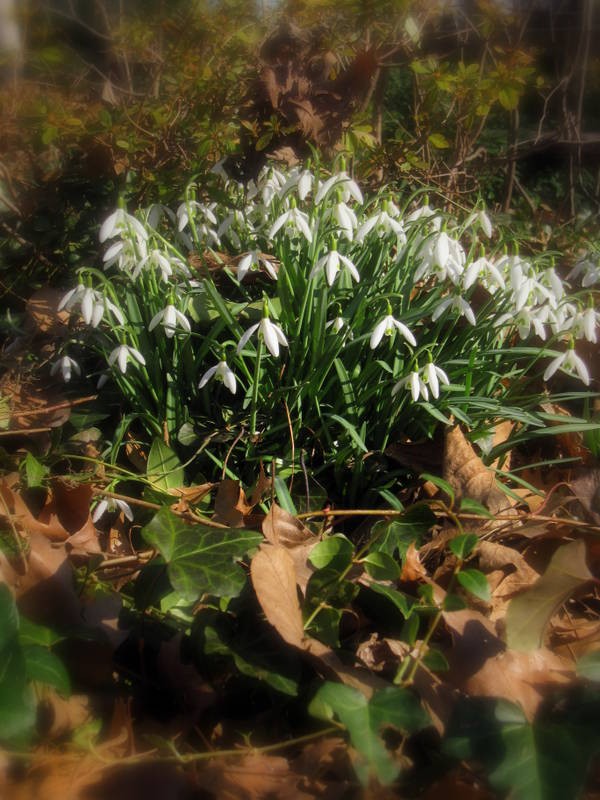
[142,507,262,601]
[309,535,354,571]
[364,581,415,619]
[23,645,71,696]
[456,569,491,602]
[147,438,184,492]
[363,552,400,581]
[309,682,430,785]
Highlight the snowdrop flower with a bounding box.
[59,286,124,328]
[237,250,278,281]
[315,171,363,205]
[393,370,429,401]
[326,200,358,241]
[218,208,250,249]
[423,362,450,399]
[414,231,465,284]
[99,208,148,243]
[406,202,441,230]
[268,204,313,243]
[103,235,148,274]
[310,247,359,286]
[326,316,347,334]
[92,497,134,523]
[51,355,81,383]
[357,202,406,242]
[466,209,493,238]
[237,316,289,358]
[108,344,146,374]
[148,304,191,338]
[497,305,548,340]
[256,165,287,206]
[432,294,476,325]
[145,203,177,230]
[570,307,599,343]
[176,200,218,233]
[280,166,314,201]
[198,360,237,394]
[463,256,505,291]
[543,348,590,386]
[568,256,600,287]
[136,249,189,282]
[370,313,417,349]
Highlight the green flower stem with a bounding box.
[250,337,263,436]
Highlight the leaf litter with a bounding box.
[2,416,600,796]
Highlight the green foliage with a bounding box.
[0,585,70,747]
[310,681,430,785]
[141,507,262,602]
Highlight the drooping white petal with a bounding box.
[198,364,219,388]
[237,322,260,353]
[425,362,439,398]
[543,352,566,382]
[99,210,120,242]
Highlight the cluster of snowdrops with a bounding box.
[53,160,598,496]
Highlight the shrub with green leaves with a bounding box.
[54,159,598,500]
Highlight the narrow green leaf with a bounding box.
[147,438,184,492]
[328,413,368,453]
[459,498,494,518]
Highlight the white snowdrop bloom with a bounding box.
[570,307,599,343]
[392,370,428,401]
[543,348,590,386]
[406,203,442,231]
[357,204,406,242]
[568,256,600,287]
[280,166,314,201]
[103,235,148,275]
[148,304,191,338]
[320,200,358,242]
[423,362,450,399]
[463,256,505,292]
[135,249,189,282]
[237,250,278,281]
[268,206,313,243]
[256,165,287,206]
[176,200,218,233]
[92,497,134,523]
[310,249,360,286]
[218,208,250,249]
[50,355,81,383]
[315,172,363,205]
[432,294,476,326]
[58,286,124,328]
[99,209,148,243]
[210,158,230,184]
[466,209,493,238]
[326,316,347,334]
[198,360,237,394]
[496,305,548,340]
[108,344,146,374]
[145,203,177,230]
[237,317,289,358]
[370,314,417,349]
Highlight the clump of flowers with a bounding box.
[54,160,598,500]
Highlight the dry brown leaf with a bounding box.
[251,543,305,647]
[570,468,600,526]
[443,425,514,517]
[249,463,272,508]
[400,542,427,582]
[442,603,573,720]
[168,482,215,515]
[421,766,496,800]
[213,479,253,527]
[262,502,317,591]
[477,540,540,621]
[38,692,92,740]
[156,633,217,725]
[251,544,385,697]
[197,753,310,800]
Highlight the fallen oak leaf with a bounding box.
[213,478,253,527]
[505,539,596,652]
[262,502,317,591]
[443,425,514,518]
